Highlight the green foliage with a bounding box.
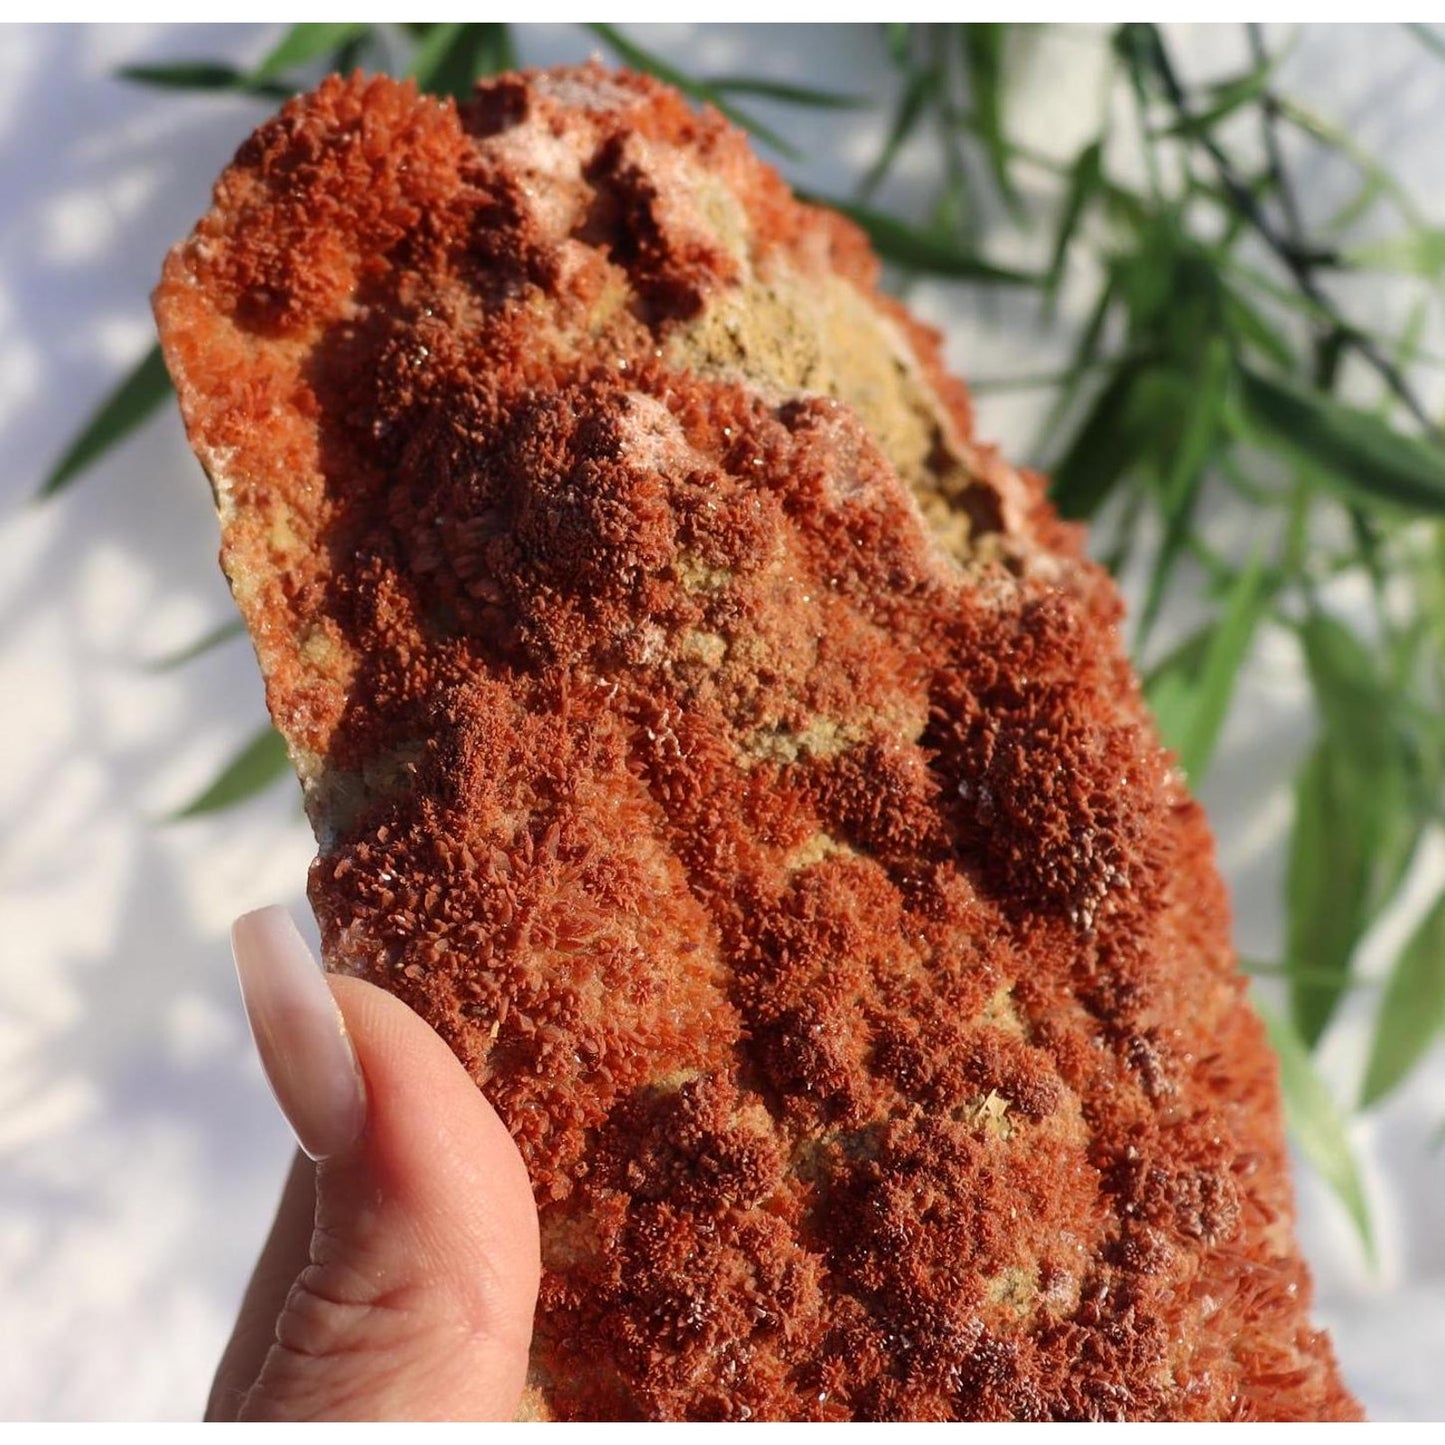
[118,23,378,103]
[409,23,517,98]
[959,25,1018,214]
[117,63,292,100]
[1286,736,1377,1048]
[1145,549,1270,785]
[45,21,1445,1228]
[803,196,1038,284]
[1045,141,1103,303]
[1304,612,1424,900]
[1261,1002,1375,1262]
[1361,894,1445,1109]
[1240,368,1445,517]
[1348,227,1445,281]
[1049,359,1165,521]
[859,62,939,202]
[707,76,865,109]
[145,619,246,673]
[252,23,371,80]
[169,727,292,820]
[40,344,171,498]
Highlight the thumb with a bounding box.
[215,907,540,1421]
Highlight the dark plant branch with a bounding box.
[1144,24,1441,438]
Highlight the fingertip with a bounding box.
[324,973,541,1317]
[231,906,366,1162]
[236,972,541,1419]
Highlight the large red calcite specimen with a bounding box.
[154,65,1359,1420]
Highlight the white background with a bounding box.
[1,22,1442,1422]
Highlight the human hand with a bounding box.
[208,907,541,1421]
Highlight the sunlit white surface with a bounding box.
[1,22,1442,1421]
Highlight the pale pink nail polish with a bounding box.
[231,906,367,1161]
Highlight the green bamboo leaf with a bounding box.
[1045,140,1103,303]
[1278,97,1423,228]
[1147,549,1269,784]
[1299,611,1422,929]
[116,62,293,100]
[586,24,796,158]
[332,33,370,74]
[859,64,938,200]
[1112,221,1178,335]
[707,75,866,109]
[253,23,370,80]
[1243,958,1374,990]
[145,618,246,673]
[1372,801,1428,937]
[1137,341,1234,644]
[1034,280,1117,453]
[1405,22,1445,62]
[1225,260,1358,339]
[807,196,1039,284]
[410,24,460,93]
[1048,361,1168,521]
[1327,170,1388,239]
[1145,631,1210,764]
[410,23,516,99]
[1361,893,1445,1108]
[1394,298,1431,382]
[1112,22,1167,94]
[1300,613,1395,768]
[1286,738,1373,1046]
[928,170,970,252]
[1154,61,1273,139]
[1259,1002,1375,1261]
[884,23,913,69]
[1346,227,1445,281]
[960,24,1019,212]
[39,344,172,500]
[1240,366,1445,517]
[1222,280,1295,370]
[169,726,291,820]
[1099,174,1150,232]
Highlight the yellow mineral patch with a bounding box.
[956,1088,1014,1140]
[671,266,990,567]
[675,553,733,593]
[984,1265,1038,1318]
[298,622,355,689]
[651,1067,705,1094]
[679,629,728,667]
[743,715,861,766]
[980,984,1026,1038]
[689,169,751,270]
[265,504,308,560]
[786,832,847,871]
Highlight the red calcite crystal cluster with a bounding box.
[154,65,1359,1420]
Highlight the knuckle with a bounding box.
[273,1256,428,1361]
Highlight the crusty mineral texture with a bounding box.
[154,66,1360,1421]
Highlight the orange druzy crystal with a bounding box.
[155,66,1359,1421]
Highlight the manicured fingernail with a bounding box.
[231,906,366,1161]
